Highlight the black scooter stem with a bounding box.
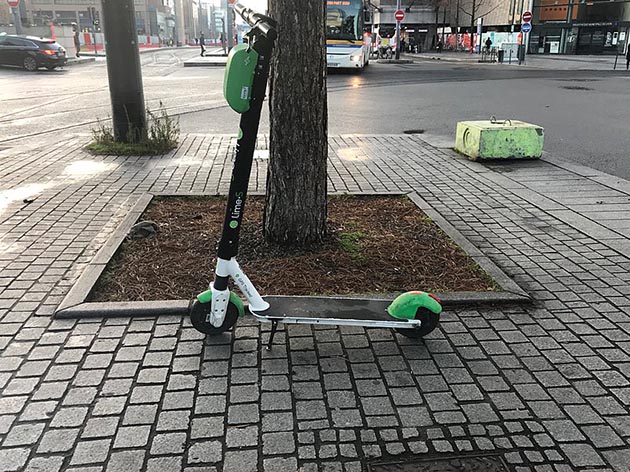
[216,26,276,261]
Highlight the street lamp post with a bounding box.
[8,0,23,35]
[395,0,401,59]
[175,0,185,46]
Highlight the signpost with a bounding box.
[477,17,483,53]
[7,0,23,35]
[394,2,403,60]
[89,6,98,55]
[519,7,533,65]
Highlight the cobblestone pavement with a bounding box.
[1,134,630,471]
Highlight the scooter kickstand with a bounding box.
[266,320,279,351]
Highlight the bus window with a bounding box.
[327,0,363,41]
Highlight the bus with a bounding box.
[326,0,370,70]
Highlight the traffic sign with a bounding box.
[521,22,532,33]
[7,0,19,8]
[395,10,405,22]
[522,11,532,23]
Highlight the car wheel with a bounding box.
[23,56,38,72]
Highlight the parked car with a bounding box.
[0,33,67,71]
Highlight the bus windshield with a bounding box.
[327,0,363,41]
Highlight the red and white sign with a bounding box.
[395,9,405,22]
[7,0,19,7]
[522,11,533,23]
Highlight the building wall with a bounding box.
[22,0,105,30]
[452,0,514,29]
[371,0,444,50]
[372,0,437,25]
[16,0,177,37]
[539,0,578,22]
[1,5,12,26]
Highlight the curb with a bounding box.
[183,59,227,67]
[376,59,414,64]
[55,191,530,319]
[65,57,96,66]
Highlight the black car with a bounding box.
[0,33,67,71]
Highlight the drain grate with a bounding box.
[369,454,509,472]
[560,85,593,91]
[403,129,425,134]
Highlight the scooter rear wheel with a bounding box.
[190,299,239,335]
[396,307,440,339]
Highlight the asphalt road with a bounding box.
[1,48,629,180]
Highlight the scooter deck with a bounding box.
[249,296,421,329]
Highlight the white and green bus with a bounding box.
[326,0,370,70]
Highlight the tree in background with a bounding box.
[457,0,501,52]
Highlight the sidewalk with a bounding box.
[1,133,630,471]
[183,49,229,67]
[77,46,196,57]
[406,51,627,71]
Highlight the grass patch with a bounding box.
[87,102,180,156]
[339,231,366,261]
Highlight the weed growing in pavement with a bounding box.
[147,103,180,151]
[88,101,179,156]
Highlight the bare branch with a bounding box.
[477,2,502,18]
[457,0,491,18]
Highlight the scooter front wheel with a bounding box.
[396,306,440,339]
[190,299,239,335]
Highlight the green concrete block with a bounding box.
[455,120,544,160]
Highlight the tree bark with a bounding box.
[264,0,328,246]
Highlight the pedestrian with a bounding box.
[485,37,492,50]
[400,37,406,54]
[626,47,630,70]
[436,39,442,53]
[199,32,205,57]
[72,23,81,58]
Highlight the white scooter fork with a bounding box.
[210,257,270,327]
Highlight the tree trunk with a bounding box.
[264,0,328,245]
[434,5,440,48]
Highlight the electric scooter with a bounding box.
[189,4,443,348]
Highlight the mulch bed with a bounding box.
[89,195,497,302]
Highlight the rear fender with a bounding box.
[387,291,442,321]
